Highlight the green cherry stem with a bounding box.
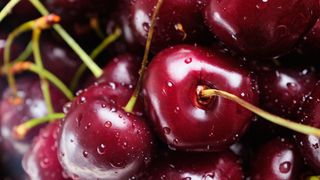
[70,27,122,91]
[29,0,103,78]
[0,0,21,22]
[13,40,33,63]
[32,28,54,114]
[201,89,320,137]
[308,176,320,180]
[13,113,65,140]
[1,62,74,100]
[124,0,164,113]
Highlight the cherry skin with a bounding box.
[299,19,320,56]
[145,150,244,179]
[143,45,258,151]
[0,75,67,158]
[58,83,154,179]
[295,82,320,173]
[129,0,210,52]
[204,0,320,57]
[251,60,318,118]
[250,137,303,180]
[22,121,71,180]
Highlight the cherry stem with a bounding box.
[4,20,34,102]
[13,113,65,140]
[28,0,103,78]
[308,176,320,180]
[33,28,54,114]
[201,89,320,137]
[124,0,164,113]
[70,27,122,91]
[0,0,20,22]
[13,41,33,63]
[90,16,105,39]
[1,61,74,100]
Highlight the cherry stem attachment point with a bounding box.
[1,61,74,100]
[13,113,65,140]
[29,0,103,78]
[201,89,320,137]
[124,0,164,113]
[70,27,122,91]
[0,0,21,22]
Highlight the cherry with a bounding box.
[41,38,82,84]
[0,0,39,22]
[143,45,258,151]
[58,83,154,179]
[145,150,244,179]
[22,121,71,180]
[0,75,67,158]
[252,60,318,118]
[250,137,303,180]
[129,0,211,52]
[298,19,320,56]
[204,0,320,57]
[295,82,320,173]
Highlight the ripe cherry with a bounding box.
[145,150,244,179]
[295,82,320,173]
[143,45,258,151]
[299,19,320,56]
[58,83,154,179]
[129,0,210,52]
[23,121,71,180]
[250,137,303,179]
[204,0,320,57]
[0,75,67,158]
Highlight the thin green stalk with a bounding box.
[124,0,164,113]
[32,28,54,114]
[0,0,21,23]
[70,27,122,91]
[13,41,33,63]
[29,0,103,78]
[13,113,65,140]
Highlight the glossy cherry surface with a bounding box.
[250,137,303,180]
[295,82,320,173]
[252,60,318,117]
[204,0,320,57]
[0,76,67,157]
[129,0,210,52]
[299,19,320,55]
[146,150,244,179]
[23,121,71,180]
[58,83,154,179]
[143,45,258,151]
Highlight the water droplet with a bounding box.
[108,82,116,89]
[203,172,215,180]
[184,58,192,64]
[101,103,107,108]
[104,121,112,128]
[173,139,179,145]
[76,114,83,128]
[84,123,92,130]
[83,151,88,158]
[279,162,291,173]
[163,127,171,134]
[167,81,174,87]
[97,144,106,155]
[174,107,180,114]
[122,142,128,148]
[143,22,150,32]
[40,158,49,168]
[63,102,72,113]
[79,97,86,104]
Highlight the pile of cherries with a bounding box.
[1,0,320,179]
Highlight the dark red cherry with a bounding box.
[129,0,211,52]
[252,60,318,117]
[23,121,71,180]
[143,45,258,151]
[250,137,303,180]
[0,0,39,21]
[0,75,67,158]
[58,83,154,179]
[145,150,244,179]
[204,0,320,57]
[40,38,82,84]
[295,82,320,173]
[299,19,320,56]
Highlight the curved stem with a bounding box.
[13,113,65,140]
[0,0,21,22]
[124,0,164,113]
[29,0,103,78]
[201,89,320,137]
[4,21,34,100]
[308,176,320,180]
[70,27,122,91]
[13,40,33,63]
[32,28,54,114]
